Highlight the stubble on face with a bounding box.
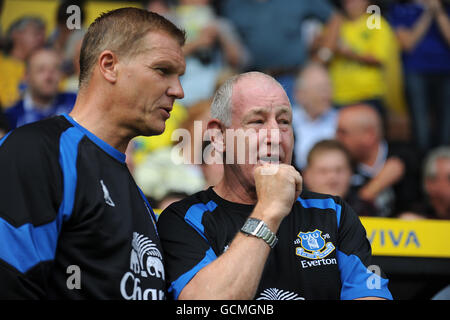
[223,74,294,192]
[118,31,186,137]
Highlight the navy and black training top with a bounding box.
[0,114,165,299]
[157,187,393,300]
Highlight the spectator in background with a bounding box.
[145,0,179,22]
[133,95,225,208]
[336,104,422,217]
[315,0,405,126]
[174,0,248,107]
[60,37,83,93]
[388,0,450,153]
[48,0,86,78]
[4,48,76,129]
[175,97,224,187]
[133,142,206,207]
[400,146,450,220]
[0,16,46,108]
[221,0,341,103]
[422,146,450,219]
[132,68,234,207]
[291,62,338,170]
[303,139,377,216]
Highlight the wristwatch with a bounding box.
[317,47,333,63]
[240,218,278,249]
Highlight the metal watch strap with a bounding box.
[241,218,278,248]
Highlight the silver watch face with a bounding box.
[241,218,278,248]
[242,218,262,233]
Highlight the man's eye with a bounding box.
[250,120,264,124]
[155,67,168,74]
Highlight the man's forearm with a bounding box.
[359,157,405,201]
[178,203,283,300]
[178,164,300,300]
[178,231,271,300]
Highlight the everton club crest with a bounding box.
[295,229,335,260]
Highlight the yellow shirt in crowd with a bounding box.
[0,53,25,109]
[329,14,406,115]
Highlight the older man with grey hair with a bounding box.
[398,146,450,220]
[291,62,338,169]
[157,71,392,300]
[423,146,450,220]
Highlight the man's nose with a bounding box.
[167,77,184,99]
[264,118,281,142]
[42,69,54,81]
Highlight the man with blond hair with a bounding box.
[0,7,186,299]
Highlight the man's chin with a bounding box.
[140,124,165,137]
[37,91,57,101]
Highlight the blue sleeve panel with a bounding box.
[167,200,218,299]
[168,247,217,300]
[0,219,59,273]
[297,197,342,227]
[337,250,393,300]
[0,126,83,274]
[336,198,393,300]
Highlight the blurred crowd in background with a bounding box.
[0,0,449,220]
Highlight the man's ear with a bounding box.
[206,119,226,153]
[98,50,118,84]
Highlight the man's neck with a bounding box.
[213,167,258,205]
[360,141,387,174]
[363,145,379,167]
[69,92,132,153]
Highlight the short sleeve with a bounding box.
[336,199,393,300]
[0,127,63,298]
[157,203,218,300]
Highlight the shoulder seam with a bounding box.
[184,200,218,243]
[296,196,342,228]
